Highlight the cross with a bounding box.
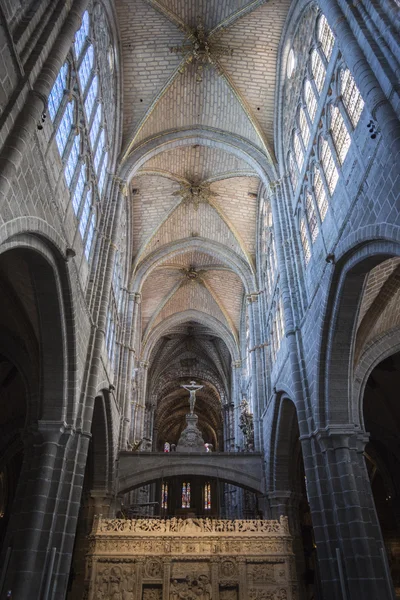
[181,380,204,414]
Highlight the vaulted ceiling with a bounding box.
[115,0,291,420]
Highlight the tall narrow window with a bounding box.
[48,63,68,121]
[75,11,89,58]
[288,152,298,191]
[161,483,168,510]
[85,213,95,260]
[182,482,191,508]
[90,104,102,148]
[340,68,364,128]
[72,163,86,214]
[276,296,285,349]
[318,14,335,61]
[98,152,108,194]
[85,75,98,121]
[313,164,328,221]
[305,192,319,242]
[94,130,105,173]
[320,138,338,194]
[55,101,74,156]
[304,80,318,123]
[78,45,94,92]
[330,105,351,164]
[293,132,304,171]
[204,482,211,510]
[79,188,91,238]
[300,217,311,264]
[311,49,326,93]
[299,107,310,149]
[65,133,80,187]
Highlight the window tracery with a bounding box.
[340,68,364,128]
[47,9,112,262]
[304,80,317,123]
[204,482,211,510]
[313,164,328,221]
[320,137,339,194]
[317,14,335,61]
[300,217,311,264]
[293,131,304,171]
[161,483,168,510]
[311,49,326,94]
[305,191,319,243]
[330,104,351,164]
[299,107,310,149]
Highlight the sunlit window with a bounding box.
[330,105,351,164]
[300,217,311,264]
[75,11,89,58]
[313,164,328,221]
[204,482,211,510]
[90,104,102,148]
[65,133,80,187]
[78,45,94,92]
[94,130,105,173]
[98,152,108,194]
[84,213,95,260]
[84,75,98,121]
[340,68,364,128]
[161,483,168,510]
[293,131,304,171]
[299,107,310,149]
[48,63,68,121]
[304,80,318,123]
[55,100,74,156]
[318,14,335,61]
[72,163,86,214]
[311,49,326,93]
[305,192,319,243]
[320,138,338,194]
[182,482,191,508]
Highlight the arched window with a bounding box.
[79,188,92,238]
[182,482,191,508]
[300,217,311,264]
[304,80,318,123]
[72,162,86,214]
[340,68,364,128]
[305,192,319,242]
[204,482,211,510]
[78,45,94,92]
[293,131,304,171]
[288,152,298,191]
[55,100,74,156]
[48,63,68,121]
[317,14,335,61]
[320,138,338,194]
[84,212,96,260]
[311,49,326,94]
[90,104,102,148]
[161,483,168,510]
[84,75,98,121]
[330,105,351,164]
[94,129,105,173]
[65,132,80,187]
[98,152,108,195]
[74,11,89,58]
[299,107,310,148]
[313,164,328,221]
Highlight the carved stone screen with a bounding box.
[86,516,298,599]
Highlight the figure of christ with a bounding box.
[181,380,204,415]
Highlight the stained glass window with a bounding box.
[299,107,310,149]
[330,105,351,164]
[313,164,328,221]
[293,131,304,171]
[90,104,102,148]
[300,217,311,264]
[75,11,89,58]
[320,138,338,194]
[84,75,98,121]
[182,482,191,508]
[64,133,80,187]
[55,100,73,156]
[161,483,168,510]
[98,152,108,194]
[48,63,68,121]
[79,188,91,238]
[305,192,319,243]
[318,14,335,61]
[94,130,105,173]
[85,213,95,260]
[204,482,211,510]
[340,68,364,128]
[72,163,86,214]
[78,45,94,92]
[311,49,326,93]
[304,80,317,123]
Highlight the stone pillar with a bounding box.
[211,560,219,600]
[301,427,396,600]
[162,559,171,600]
[246,293,266,451]
[238,558,247,600]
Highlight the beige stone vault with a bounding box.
[86,516,297,599]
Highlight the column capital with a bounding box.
[246,291,261,303]
[304,425,369,452]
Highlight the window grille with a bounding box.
[304,80,318,123]
[300,217,311,264]
[320,138,338,194]
[48,63,68,121]
[55,100,74,156]
[313,164,328,221]
[305,192,319,243]
[299,107,310,148]
[72,163,86,214]
[65,133,80,187]
[311,49,326,93]
[330,105,351,164]
[90,104,102,148]
[75,11,89,58]
[84,75,98,121]
[293,131,304,171]
[78,45,94,92]
[340,68,364,128]
[318,14,335,61]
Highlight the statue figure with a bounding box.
[181,381,204,415]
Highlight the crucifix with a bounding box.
[181,380,203,415]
